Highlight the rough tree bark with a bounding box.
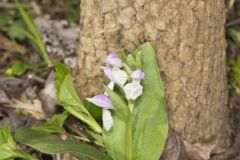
[76,0,231,148]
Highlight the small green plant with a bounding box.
[15,0,51,66]
[2,1,52,77]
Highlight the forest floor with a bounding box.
[0,1,240,160]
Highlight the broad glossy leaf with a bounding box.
[103,87,130,160]
[15,127,111,160]
[55,62,102,133]
[132,42,168,160]
[33,112,69,133]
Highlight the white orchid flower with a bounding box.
[112,68,128,86]
[101,67,128,87]
[131,69,145,83]
[102,109,113,131]
[105,52,123,68]
[124,82,143,100]
[101,66,114,82]
[102,52,128,89]
[124,69,145,100]
[104,52,128,86]
[86,94,113,131]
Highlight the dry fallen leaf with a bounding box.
[39,70,57,118]
[0,89,11,104]
[10,99,45,120]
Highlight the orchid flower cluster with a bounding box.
[86,53,145,131]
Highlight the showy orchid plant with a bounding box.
[55,43,168,160]
[86,52,145,131]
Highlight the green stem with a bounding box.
[126,100,133,160]
[126,116,133,160]
[128,100,134,113]
[39,43,52,67]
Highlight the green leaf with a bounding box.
[5,62,30,76]
[119,51,133,74]
[127,54,137,70]
[86,129,104,146]
[13,26,38,45]
[135,50,142,68]
[132,42,168,160]
[8,20,26,40]
[103,87,130,160]
[15,0,51,66]
[55,61,71,98]
[33,112,69,133]
[15,0,41,41]
[0,125,37,160]
[104,86,129,117]
[84,100,102,120]
[118,51,128,64]
[15,127,111,160]
[55,61,102,133]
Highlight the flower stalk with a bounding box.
[126,116,133,160]
[128,100,134,113]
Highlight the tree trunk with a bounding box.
[76,0,231,148]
